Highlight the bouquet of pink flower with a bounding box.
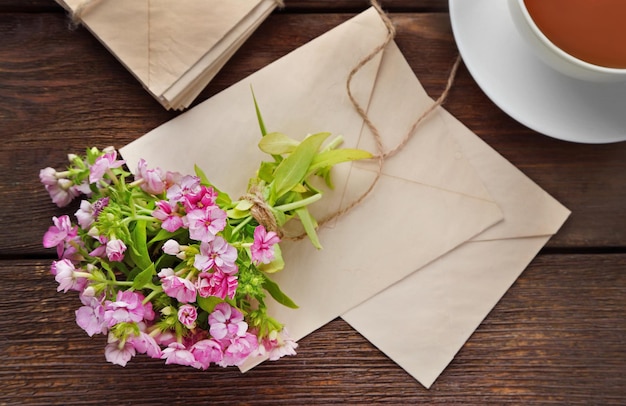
[40,110,372,369]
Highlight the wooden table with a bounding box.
[1,1,625,404]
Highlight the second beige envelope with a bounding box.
[342,39,570,388]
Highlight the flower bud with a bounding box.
[82,286,96,297]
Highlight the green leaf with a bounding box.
[252,88,267,137]
[272,208,287,227]
[148,227,183,245]
[258,132,300,155]
[258,161,277,183]
[196,296,224,313]
[271,132,331,201]
[295,207,322,249]
[308,149,373,175]
[194,164,210,185]
[258,245,285,274]
[227,208,251,220]
[131,263,155,290]
[262,274,298,309]
[128,220,152,271]
[194,164,232,206]
[235,200,254,211]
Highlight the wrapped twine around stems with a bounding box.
[241,185,283,238]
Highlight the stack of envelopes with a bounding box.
[55,0,280,110]
[120,8,570,388]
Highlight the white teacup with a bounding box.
[508,0,626,82]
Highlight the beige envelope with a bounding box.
[341,38,570,388]
[119,7,504,370]
[56,0,278,110]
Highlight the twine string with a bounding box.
[245,0,461,239]
[284,0,462,239]
[241,186,282,238]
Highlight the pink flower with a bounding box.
[258,328,298,361]
[186,206,227,242]
[182,185,217,211]
[193,237,238,274]
[47,181,75,207]
[88,235,108,258]
[190,339,224,369]
[196,270,238,300]
[75,294,107,336]
[75,197,109,230]
[74,180,92,196]
[42,172,81,207]
[43,215,78,258]
[220,333,258,367]
[251,225,281,264]
[75,200,96,229]
[158,268,197,303]
[166,175,200,203]
[161,241,180,257]
[136,159,166,195]
[129,332,162,359]
[39,167,58,186]
[161,342,196,367]
[164,171,183,189]
[105,334,136,367]
[89,150,125,184]
[153,330,177,348]
[177,304,198,328]
[52,259,87,293]
[104,290,150,327]
[152,200,184,232]
[208,303,248,341]
[106,238,127,262]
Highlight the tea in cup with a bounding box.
[508,0,626,82]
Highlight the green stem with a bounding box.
[274,193,322,212]
[322,135,344,152]
[106,168,120,187]
[142,286,163,305]
[134,206,154,216]
[121,215,156,226]
[111,280,134,287]
[128,179,144,188]
[74,271,95,279]
[231,215,254,237]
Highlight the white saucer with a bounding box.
[449,0,626,144]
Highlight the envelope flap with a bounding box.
[60,0,150,86]
[354,41,495,203]
[444,115,571,240]
[148,0,264,96]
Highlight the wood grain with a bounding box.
[1,3,625,404]
[2,255,624,404]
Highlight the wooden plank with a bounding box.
[2,254,624,404]
[0,12,625,256]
